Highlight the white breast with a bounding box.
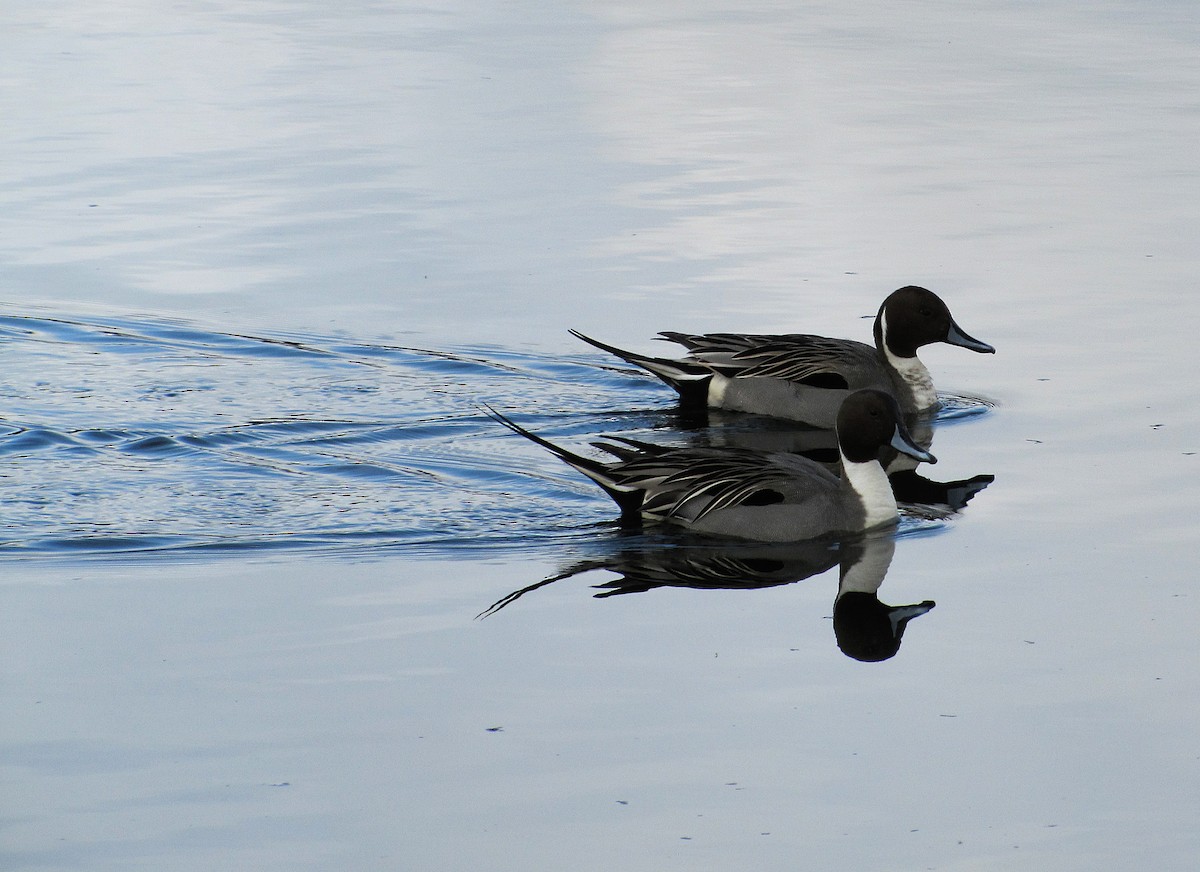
[840,455,899,529]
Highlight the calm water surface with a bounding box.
[2,2,1199,871]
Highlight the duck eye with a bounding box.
[919,306,933,317]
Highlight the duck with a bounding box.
[570,285,994,427]
[483,389,935,542]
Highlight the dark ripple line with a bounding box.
[0,311,573,378]
[0,521,616,563]
[0,308,981,564]
[935,392,996,422]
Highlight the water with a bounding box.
[3,2,1200,870]
[0,308,656,558]
[0,307,988,558]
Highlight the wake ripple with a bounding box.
[0,308,989,561]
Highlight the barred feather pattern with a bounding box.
[659,332,878,383]
[604,447,794,522]
[658,331,774,352]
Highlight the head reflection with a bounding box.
[831,534,934,662]
[479,531,936,662]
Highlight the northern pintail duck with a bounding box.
[484,389,935,542]
[571,285,994,427]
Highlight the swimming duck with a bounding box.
[484,389,934,542]
[571,285,994,427]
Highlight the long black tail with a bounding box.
[568,329,713,407]
[480,406,644,514]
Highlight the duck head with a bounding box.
[836,389,937,465]
[873,286,995,358]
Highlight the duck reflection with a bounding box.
[831,534,933,662]
[480,531,933,662]
[668,406,994,517]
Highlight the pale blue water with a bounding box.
[0,308,635,557]
[3,2,1200,871]
[0,307,986,558]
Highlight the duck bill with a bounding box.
[889,600,936,635]
[945,318,995,353]
[891,424,936,464]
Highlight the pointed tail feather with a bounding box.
[479,405,644,514]
[568,329,713,407]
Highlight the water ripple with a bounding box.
[0,307,988,562]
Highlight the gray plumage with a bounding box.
[483,389,935,542]
[571,285,994,427]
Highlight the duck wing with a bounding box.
[607,446,836,523]
[659,332,880,389]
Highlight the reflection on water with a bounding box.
[831,533,933,662]
[0,306,992,560]
[479,530,936,662]
[650,403,996,519]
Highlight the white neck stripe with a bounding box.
[840,453,897,528]
[880,312,937,409]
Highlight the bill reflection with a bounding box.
[666,405,994,519]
